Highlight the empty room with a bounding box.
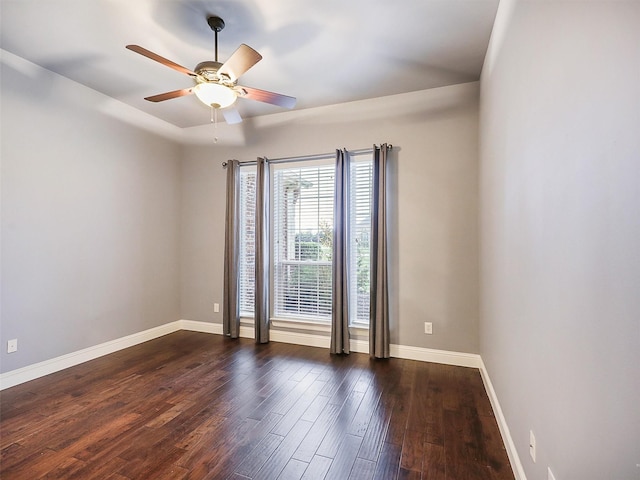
[1,0,638,479]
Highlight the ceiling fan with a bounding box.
[126,15,296,125]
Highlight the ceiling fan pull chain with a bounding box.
[211,106,219,143]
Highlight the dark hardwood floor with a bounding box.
[0,331,513,479]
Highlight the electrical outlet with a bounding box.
[529,430,536,462]
[214,303,220,313]
[7,339,18,353]
[424,322,433,334]
[548,467,557,480]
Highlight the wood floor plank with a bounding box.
[172,413,227,451]
[478,413,513,479]
[405,363,431,434]
[346,381,383,437]
[248,380,299,421]
[315,390,366,458]
[384,392,411,446]
[203,412,284,479]
[318,362,360,401]
[43,456,88,479]
[147,464,191,480]
[291,402,342,463]
[300,455,333,480]
[277,458,309,480]
[423,442,446,480]
[372,442,402,480]
[4,410,143,478]
[271,372,320,416]
[383,360,415,446]
[348,457,377,479]
[399,428,424,472]
[234,433,284,478]
[357,391,395,461]
[60,453,129,480]
[397,467,422,480]
[299,391,331,424]
[177,416,260,474]
[271,377,325,437]
[0,331,513,480]
[323,433,363,480]
[1,447,60,480]
[104,473,130,480]
[73,410,176,465]
[252,420,314,480]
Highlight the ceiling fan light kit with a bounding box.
[194,82,237,109]
[126,15,295,124]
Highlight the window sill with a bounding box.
[271,318,369,334]
[240,316,369,334]
[271,318,331,333]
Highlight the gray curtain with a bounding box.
[370,144,390,358]
[223,160,241,338]
[254,157,270,343]
[330,149,350,354]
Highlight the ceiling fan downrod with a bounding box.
[207,16,225,63]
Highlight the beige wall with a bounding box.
[479,0,640,478]
[180,82,481,353]
[1,54,182,373]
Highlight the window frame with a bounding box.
[270,158,336,323]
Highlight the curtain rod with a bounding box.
[221,144,392,168]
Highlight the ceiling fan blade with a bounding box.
[218,44,262,81]
[222,107,243,125]
[237,86,296,109]
[144,88,194,102]
[126,45,197,77]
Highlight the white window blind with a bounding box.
[238,168,256,316]
[272,162,335,321]
[349,155,373,325]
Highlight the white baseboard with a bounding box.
[390,343,481,368]
[180,320,357,352]
[0,321,183,390]
[179,319,223,335]
[479,358,527,480]
[2,319,483,390]
[178,319,480,367]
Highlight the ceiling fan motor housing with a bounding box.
[195,61,224,79]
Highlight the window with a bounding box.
[237,153,373,326]
[238,168,256,317]
[349,155,373,325]
[273,162,335,321]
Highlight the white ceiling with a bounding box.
[1,0,499,129]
